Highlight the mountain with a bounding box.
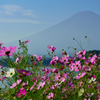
[5,10,100,56]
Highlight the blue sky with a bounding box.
[0,0,100,43]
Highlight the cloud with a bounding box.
[0,5,37,17]
[0,5,39,23]
[0,17,39,24]
[22,10,37,17]
[0,5,21,16]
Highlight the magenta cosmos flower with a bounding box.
[48,45,56,53]
[24,39,29,44]
[16,69,32,76]
[16,88,27,98]
[0,46,17,57]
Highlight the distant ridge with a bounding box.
[5,10,100,56]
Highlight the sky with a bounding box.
[0,0,100,43]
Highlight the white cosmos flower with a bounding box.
[88,93,94,97]
[88,77,96,83]
[6,68,15,77]
[78,88,84,96]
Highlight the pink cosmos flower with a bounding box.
[0,65,2,68]
[14,57,19,64]
[52,56,58,61]
[47,93,54,99]
[16,88,27,98]
[69,60,81,72]
[59,56,68,66]
[32,54,37,58]
[24,39,29,44]
[22,81,28,86]
[74,72,86,79]
[10,83,17,89]
[48,45,56,53]
[90,54,97,64]
[84,99,90,100]
[59,73,68,83]
[74,60,81,72]
[69,63,75,71]
[37,82,45,90]
[10,79,22,89]
[53,72,61,81]
[33,61,37,66]
[51,68,58,73]
[44,68,51,75]
[30,80,38,91]
[0,46,17,57]
[61,51,69,57]
[0,77,3,81]
[77,50,86,60]
[50,60,57,65]
[0,41,3,45]
[82,65,91,72]
[48,45,53,50]
[15,55,23,64]
[36,56,42,62]
[50,56,58,65]
[50,82,58,90]
[17,79,22,84]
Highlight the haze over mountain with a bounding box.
[5,10,100,56]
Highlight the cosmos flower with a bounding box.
[16,88,27,98]
[14,55,23,64]
[88,75,96,83]
[10,83,17,89]
[47,93,54,99]
[16,69,32,76]
[0,46,17,57]
[6,68,15,78]
[48,45,56,53]
[77,50,86,60]
[0,65,2,68]
[36,56,42,62]
[37,82,45,90]
[50,83,58,90]
[74,72,86,79]
[78,88,84,96]
[10,79,22,89]
[32,54,37,58]
[0,41,3,45]
[24,39,29,44]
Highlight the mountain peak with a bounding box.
[73,10,100,18]
[5,11,100,56]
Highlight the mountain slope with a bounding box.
[5,10,100,56]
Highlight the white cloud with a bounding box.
[0,5,21,16]
[0,5,39,23]
[0,4,37,17]
[22,10,37,17]
[0,17,39,24]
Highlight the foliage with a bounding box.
[0,38,100,100]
